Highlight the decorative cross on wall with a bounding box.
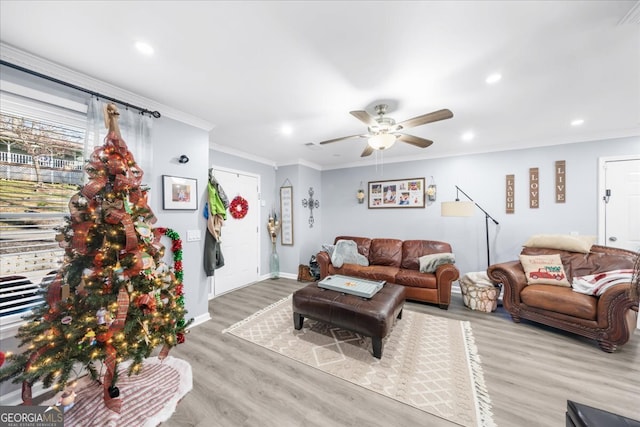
[301,187,320,228]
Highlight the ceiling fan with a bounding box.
[319,104,453,157]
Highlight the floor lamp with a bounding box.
[441,185,499,267]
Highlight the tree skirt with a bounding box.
[224,296,495,427]
[46,356,192,427]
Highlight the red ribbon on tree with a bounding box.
[103,286,130,413]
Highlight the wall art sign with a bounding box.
[368,177,425,209]
[162,175,198,210]
[506,174,515,214]
[556,160,566,203]
[280,186,294,245]
[529,167,539,209]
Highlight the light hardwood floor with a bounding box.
[163,278,640,427]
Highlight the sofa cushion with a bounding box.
[395,269,437,289]
[521,285,597,320]
[419,252,455,273]
[338,264,398,284]
[334,236,372,258]
[519,254,570,286]
[401,240,453,270]
[524,234,597,253]
[369,239,403,267]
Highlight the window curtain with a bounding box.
[84,97,153,181]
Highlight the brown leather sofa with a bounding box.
[317,236,459,309]
[487,245,638,352]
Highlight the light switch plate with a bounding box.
[186,230,201,242]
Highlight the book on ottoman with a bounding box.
[318,275,385,298]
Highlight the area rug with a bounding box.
[224,296,495,427]
[45,356,192,427]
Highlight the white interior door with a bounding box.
[600,157,640,252]
[209,168,259,298]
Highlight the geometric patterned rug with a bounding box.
[224,295,495,427]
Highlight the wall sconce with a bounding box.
[426,176,437,201]
[178,155,189,164]
[357,182,365,204]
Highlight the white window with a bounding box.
[0,86,86,327]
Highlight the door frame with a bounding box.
[208,165,262,299]
[597,154,640,246]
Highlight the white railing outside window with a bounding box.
[0,98,85,327]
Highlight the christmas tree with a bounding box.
[0,104,192,413]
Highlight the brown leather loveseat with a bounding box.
[487,245,638,352]
[317,236,459,309]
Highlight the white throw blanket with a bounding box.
[571,269,634,296]
[331,239,369,268]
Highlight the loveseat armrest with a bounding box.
[487,261,527,310]
[435,263,460,308]
[316,251,331,279]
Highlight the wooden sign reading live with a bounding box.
[556,160,566,203]
[529,167,539,208]
[506,174,515,213]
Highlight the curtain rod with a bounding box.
[0,59,161,118]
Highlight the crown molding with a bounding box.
[210,143,276,168]
[0,43,214,131]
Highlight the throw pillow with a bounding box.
[419,252,455,273]
[519,254,570,286]
[523,234,596,253]
[331,240,369,268]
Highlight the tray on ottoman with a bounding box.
[317,274,385,298]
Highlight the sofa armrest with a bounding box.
[435,263,460,307]
[487,261,527,310]
[596,283,639,327]
[316,251,331,279]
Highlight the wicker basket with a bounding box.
[459,272,501,313]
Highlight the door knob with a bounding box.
[609,236,617,242]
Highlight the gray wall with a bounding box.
[275,164,322,275]
[149,117,210,324]
[320,137,640,275]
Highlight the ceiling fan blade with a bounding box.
[396,109,453,130]
[361,145,374,157]
[318,134,364,145]
[397,133,433,148]
[350,110,377,126]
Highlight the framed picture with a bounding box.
[162,175,198,210]
[280,186,294,245]
[368,177,425,209]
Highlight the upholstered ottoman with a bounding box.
[292,281,406,358]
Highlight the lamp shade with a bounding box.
[441,200,475,217]
[368,133,397,150]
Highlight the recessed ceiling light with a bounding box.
[462,131,474,141]
[281,124,293,135]
[135,41,154,56]
[485,73,502,84]
[571,119,585,126]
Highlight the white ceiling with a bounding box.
[1,1,639,169]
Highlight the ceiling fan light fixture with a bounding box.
[368,133,397,150]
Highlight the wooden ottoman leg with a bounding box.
[372,337,383,359]
[293,312,304,330]
[397,308,403,319]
